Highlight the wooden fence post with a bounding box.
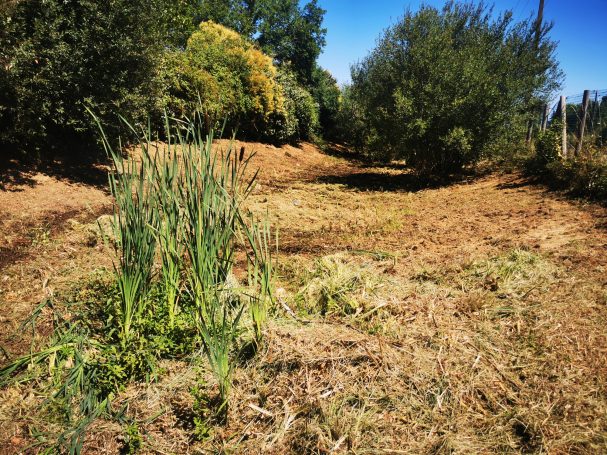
[575,89,590,156]
[559,96,567,158]
[541,103,549,132]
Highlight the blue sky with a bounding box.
[315,0,606,96]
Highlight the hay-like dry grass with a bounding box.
[1,141,607,453]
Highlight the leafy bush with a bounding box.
[526,121,607,200]
[268,67,320,143]
[535,122,562,165]
[0,0,179,159]
[344,2,562,175]
[311,66,341,139]
[541,154,607,200]
[334,85,369,150]
[163,21,284,139]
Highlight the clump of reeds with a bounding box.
[0,113,275,451]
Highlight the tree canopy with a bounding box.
[0,0,180,158]
[196,0,327,85]
[343,2,562,175]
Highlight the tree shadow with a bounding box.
[317,144,493,192]
[320,143,366,162]
[0,154,109,192]
[0,154,37,192]
[315,166,490,193]
[315,171,437,192]
[321,143,410,170]
[38,160,109,189]
[494,175,534,190]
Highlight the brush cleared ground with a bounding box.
[1,142,606,454]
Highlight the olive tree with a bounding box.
[346,2,562,175]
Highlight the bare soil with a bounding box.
[1,142,606,453]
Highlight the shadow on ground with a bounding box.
[317,144,495,192]
[314,166,494,192]
[315,171,443,192]
[0,156,109,192]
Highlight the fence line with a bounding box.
[543,89,606,155]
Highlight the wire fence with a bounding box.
[546,89,607,154]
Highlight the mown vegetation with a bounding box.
[1,0,607,453]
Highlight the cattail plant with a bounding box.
[110,151,158,346]
[244,218,275,344]
[152,123,183,329]
[94,114,159,347]
[175,118,272,413]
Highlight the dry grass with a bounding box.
[1,141,607,453]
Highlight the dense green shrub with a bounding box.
[269,67,320,143]
[0,0,185,159]
[310,66,341,139]
[334,85,368,150]
[535,122,562,166]
[526,120,607,200]
[164,21,285,139]
[345,2,562,175]
[528,151,607,201]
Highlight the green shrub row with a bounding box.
[0,1,330,161]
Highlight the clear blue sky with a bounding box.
[314,0,606,96]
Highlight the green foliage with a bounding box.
[344,2,562,175]
[311,66,341,139]
[195,0,257,36]
[268,67,320,142]
[0,0,185,159]
[334,85,368,149]
[177,124,274,411]
[526,116,607,201]
[190,375,214,440]
[196,0,327,85]
[123,421,144,454]
[535,122,562,165]
[532,153,607,201]
[163,21,284,139]
[105,144,159,347]
[255,0,326,85]
[0,115,276,451]
[155,149,183,329]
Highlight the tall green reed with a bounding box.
[104,136,159,347]
[175,119,272,412]
[152,120,183,329]
[244,218,275,344]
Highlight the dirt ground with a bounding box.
[1,142,606,453]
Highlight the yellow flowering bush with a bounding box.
[164,21,285,136]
